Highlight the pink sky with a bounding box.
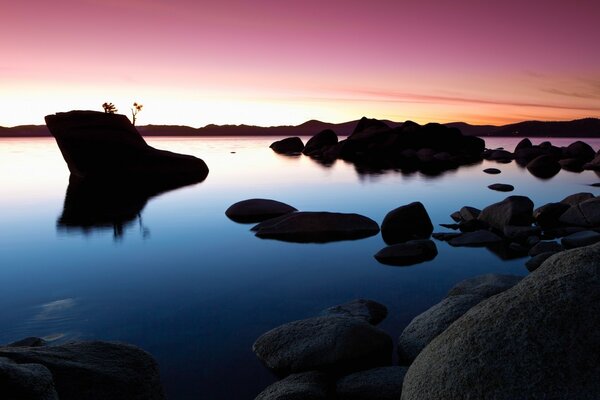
[1,0,599,127]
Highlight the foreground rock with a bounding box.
[336,366,408,400]
[270,137,305,154]
[303,129,338,156]
[255,371,331,400]
[225,199,297,223]
[478,195,533,230]
[401,243,600,400]
[397,274,522,364]
[0,357,58,400]
[558,197,600,227]
[322,299,388,325]
[253,212,380,243]
[253,316,392,376]
[525,251,557,272]
[0,341,164,400]
[45,111,209,184]
[381,202,433,244]
[374,240,438,266]
[561,230,600,249]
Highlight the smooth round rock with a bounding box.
[488,183,514,192]
[255,371,330,400]
[336,366,408,400]
[483,168,501,174]
[225,199,297,223]
[381,202,433,245]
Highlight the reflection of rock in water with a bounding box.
[57,175,201,239]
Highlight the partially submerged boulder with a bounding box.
[559,197,600,227]
[322,299,388,325]
[381,202,433,244]
[225,199,297,223]
[526,155,561,179]
[487,183,514,192]
[478,195,534,230]
[270,137,305,154]
[303,129,338,156]
[447,230,503,247]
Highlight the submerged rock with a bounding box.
[336,366,408,400]
[253,316,392,376]
[270,137,305,154]
[401,243,600,400]
[322,299,388,325]
[381,202,433,244]
[225,199,297,223]
[253,212,380,243]
[374,240,438,266]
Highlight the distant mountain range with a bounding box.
[1,117,599,138]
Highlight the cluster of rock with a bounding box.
[483,137,598,178]
[0,339,164,399]
[270,117,485,174]
[253,299,407,399]
[436,193,600,268]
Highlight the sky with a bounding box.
[1,0,600,127]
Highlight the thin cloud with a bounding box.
[541,88,600,100]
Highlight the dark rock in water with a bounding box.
[450,211,462,222]
[503,225,541,240]
[225,199,297,223]
[478,195,534,230]
[561,230,600,249]
[526,155,561,179]
[559,197,600,227]
[0,356,58,400]
[542,226,586,240]
[533,202,570,228]
[374,240,438,266]
[487,183,514,192]
[565,140,595,162]
[483,168,501,174]
[45,111,209,184]
[7,337,47,348]
[381,202,433,245]
[514,138,532,152]
[336,366,408,400]
[322,299,388,325]
[560,192,594,206]
[583,153,600,170]
[401,243,600,400]
[397,274,522,364]
[590,183,600,187]
[448,230,503,247]
[0,341,165,400]
[529,240,563,256]
[525,251,557,272]
[459,206,480,222]
[253,212,380,243]
[253,316,392,376]
[432,232,462,241]
[255,371,331,400]
[486,149,513,162]
[559,158,585,172]
[351,116,389,136]
[439,223,460,230]
[458,219,488,232]
[270,137,305,154]
[303,129,338,156]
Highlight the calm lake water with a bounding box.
[1,136,599,398]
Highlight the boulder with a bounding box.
[431,232,461,241]
[533,202,570,227]
[528,240,563,256]
[225,199,297,223]
[7,337,47,348]
[255,371,331,400]
[45,111,209,184]
[401,243,600,400]
[336,366,407,400]
[478,195,534,230]
[559,158,585,172]
[448,230,503,247]
[559,197,600,227]
[0,357,58,400]
[525,251,557,272]
[322,299,388,325]
[303,130,338,156]
[253,212,380,243]
[565,140,595,161]
[583,153,600,170]
[487,183,514,192]
[373,240,438,266]
[0,341,164,400]
[253,316,392,376]
[526,155,561,179]
[459,206,480,222]
[514,138,532,152]
[561,230,600,249]
[397,274,522,363]
[482,168,501,174]
[270,137,305,154]
[351,117,389,136]
[560,192,594,206]
[381,202,433,244]
[503,225,541,240]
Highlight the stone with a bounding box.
[533,202,570,227]
[450,211,462,222]
[448,230,503,247]
[432,232,461,241]
[45,111,209,184]
[583,153,600,170]
[381,202,433,244]
[253,316,392,376]
[7,337,47,348]
[542,226,586,239]
[561,230,600,249]
[458,219,488,232]
[255,371,331,400]
[351,117,389,136]
[559,197,600,227]
[565,140,595,161]
[336,366,408,400]
[528,240,563,256]
[526,155,561,178]
[0,357,58,400]
[0,341,165,400]
[253,212,380,243]
[560,192,594,206]
[514,138,532,152]
[397,274,522,363]
[502,225,541,240]
[525,251,557,272]
[401,243,600,400]
[270,137,305,154]
[559,158,584,172]
[478,195,534,230]
[303,129,338,156]
[322,299,388,325]
[487,149,513,161]
[225,199,297,223]
[374,240,438,266]
[459,206,480,222]
[482,168,501,174]
[487,183,514,192]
